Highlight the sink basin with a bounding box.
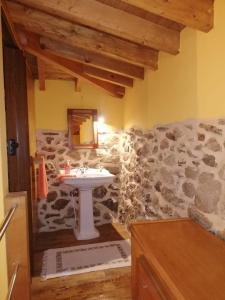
[59,168,114,188]
[60,168,115,240]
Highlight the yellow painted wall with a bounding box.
[124,28,198,128]
[123,73,150,129]
[147,28,198,127]
[35,80,124,131]
[196,0,225,118]
[0,11,9,300]
[124,0,225,128]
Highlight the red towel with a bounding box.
[38,157,48,200]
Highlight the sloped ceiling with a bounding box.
[2,0,214,98]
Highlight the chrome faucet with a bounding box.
[99,165,103,173]
[80,167,85,175]
[79,165,89,175]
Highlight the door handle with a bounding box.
[7,139,19,156]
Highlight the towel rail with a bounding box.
[0,204,17,242]
[6,264,19,300]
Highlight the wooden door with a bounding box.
[3,43,33,274]
[3,46,31,195]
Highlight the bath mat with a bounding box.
[41,240,131,280]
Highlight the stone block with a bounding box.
[195,179,221,213]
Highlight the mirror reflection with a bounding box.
[67,109,98,149]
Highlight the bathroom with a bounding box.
[1,0,225,299]
[35,83,124,234]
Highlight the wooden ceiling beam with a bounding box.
[39,37,144,79]
[35,72,74,81]
[17,31,125,98]
[9,0,180,54]
[29,39,134,86]
[83,65,133,87]
[97,0,184,32]
[26,56,79,81]
[27,54,132,86]
[7,1,158,69]
[111,0,213,32]
[37,58,45,91]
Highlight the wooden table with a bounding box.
[131,218,225,300]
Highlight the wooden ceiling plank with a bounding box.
[37,58,45,91]
[40,37,144,79]
[33,55,134,87]
[97,0,185,31]
[9,0,180,54]
[83,65,133,87]
[29,58,75,81]
[7,1,158,69]
[18,31,125,98]
[112,0,214,32]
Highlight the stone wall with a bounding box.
[36,129,122,232]
[119,119,225,239]
[36,118,225,239]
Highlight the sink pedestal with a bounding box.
[60,168,114,241]
[74,187,99,240]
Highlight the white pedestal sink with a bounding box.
[60,168,115,240]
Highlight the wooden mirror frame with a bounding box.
[67,109,98,149]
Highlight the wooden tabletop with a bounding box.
[131,218,225,300]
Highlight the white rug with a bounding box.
[41,240,131,280]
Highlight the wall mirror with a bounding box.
[67,109,98,149]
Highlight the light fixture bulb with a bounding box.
[98,116,105,124]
